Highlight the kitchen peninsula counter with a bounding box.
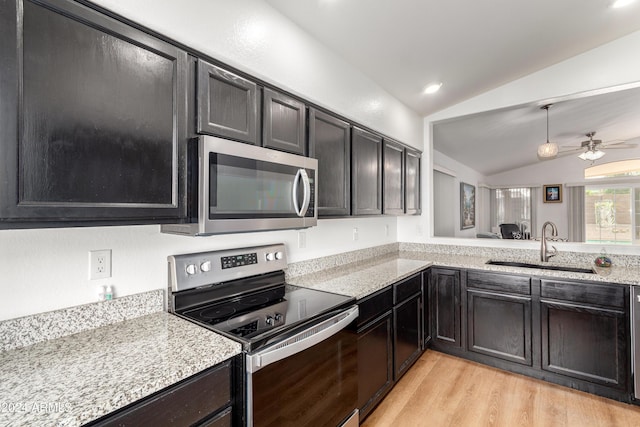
[287,249,640,300]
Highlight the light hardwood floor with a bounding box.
[361,350,640,427]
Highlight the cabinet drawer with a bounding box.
[93,360,231,426]
[394,273,422,303]
[467,271,531,295]
[358,287,393,327]
[541,280,625,308]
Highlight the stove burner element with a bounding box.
[199,306,236,320]
[239,295,271,307]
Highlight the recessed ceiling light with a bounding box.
[612,0,636,8]
[424,82,442,94]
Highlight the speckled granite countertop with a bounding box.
[287,257,431,299]
[399,251,640,286]
[0,312,241,427]
[287,251,639,300]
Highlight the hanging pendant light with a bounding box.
[537,105,559,159]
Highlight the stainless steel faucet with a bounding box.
[540,221,558,262]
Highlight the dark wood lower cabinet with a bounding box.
[358,312,393,420]
[394,293,422,379]
[88,358,236,427]
[541,300,627,389]
[430,268,462,349]
[467,290,532,366]
[357,271,429,422]
[429,268,631,402]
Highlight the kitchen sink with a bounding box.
[485,260,596,274]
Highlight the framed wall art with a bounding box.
[460,182,476,229]
[543,184,562,203]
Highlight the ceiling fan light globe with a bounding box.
[537,142,559,158]
[579,150,605,161]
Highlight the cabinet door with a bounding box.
[197,60,259,145]
[383,139,405,215]
[0,0,187,224]
[92,360,232,426]
[358,312,393,421]
[423,270,431,347]
[430,268,462,348]
[394,293,422,380]
[467,290,532,366]
[352,127,382,215]
[309,109,351,216]
[541,300,628,389]
[263,88,306,155]
[405,149,422,215]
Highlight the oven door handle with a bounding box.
[246,305,358,373]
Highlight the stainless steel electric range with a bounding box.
[168,244,359,427]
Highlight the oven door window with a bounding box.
[251,328,357,427]
[209,153,311,219]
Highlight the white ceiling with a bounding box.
[265,0,640,175]
[265,0,640,116]
[432,84,640,175]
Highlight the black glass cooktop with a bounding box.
[176,280,353,351]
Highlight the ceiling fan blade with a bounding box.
[555,149,582,158]
[558,146,584,153]
[602,143,637,149]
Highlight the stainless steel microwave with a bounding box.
[161,136,317,236]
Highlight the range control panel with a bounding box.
[168,244,288,292]
[221,253,259,270]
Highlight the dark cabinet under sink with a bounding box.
[428,267,631,402]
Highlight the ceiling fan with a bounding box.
[559,132,637,162]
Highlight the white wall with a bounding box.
[0,218,396,321]
[399,28,640,252]
[433,151,487,238]
[0,0,422,321]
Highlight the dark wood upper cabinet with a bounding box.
[197,59,259,145]
[405,148,421,215]
[309,108,351,216]
[0,0,188,226]
[263,88,306,155]
[352,127,382,215]
[383,139,405,215]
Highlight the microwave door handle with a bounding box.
[299,169,311,216]
[292,169,302,216]
[292,169,310,217]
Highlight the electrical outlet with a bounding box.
[298,231,307,249]
[89,250,112,280]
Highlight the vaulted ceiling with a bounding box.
[265,0,640,174]
[266,0,640,116]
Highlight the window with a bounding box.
[490,187,534,236]
[585,187,633,245]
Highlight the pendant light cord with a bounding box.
[545,105,550,143]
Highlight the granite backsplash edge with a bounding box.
[286,241,640,281]
[0,289,164,352]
